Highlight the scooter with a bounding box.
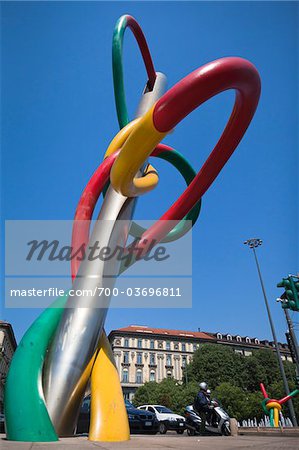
[184,400,231,436]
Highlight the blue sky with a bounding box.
[1,1,298,343]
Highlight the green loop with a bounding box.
[261,398,270,416]
[129,149,201,243]
[4,295,68,441]
[112,15,129,129]
[269,408,274,427]
[112,15,201,243]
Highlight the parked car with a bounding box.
[138,404,186,434]
[125,401,159,434]
[0,413,5,433]
[76,397,159,435]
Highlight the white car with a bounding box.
[138,404,186,434]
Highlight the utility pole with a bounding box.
[281,300,299,374]
[244,238,298,426]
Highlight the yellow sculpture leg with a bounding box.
[273,408,279,427]
[89,332,130,442]
[266,401,281,427]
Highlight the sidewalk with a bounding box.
[1,434,299,450]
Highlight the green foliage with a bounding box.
[132,381,160,407]
[184,344,246,389]
[132,344,298,421]
[213,382,264,421]
[243,348,281,391]
[133,378,198,415]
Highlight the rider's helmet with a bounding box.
[199,382,208,391]
[206,389,211,397]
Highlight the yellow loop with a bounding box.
[104,118,140,158]
[266,402,281,428]
[110,105,167,197]
[104,116,159,194]
[266,401,282,411]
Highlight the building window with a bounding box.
[150,340,155,349]
[227,334,232,341]
[149,371,156,382]
[166,341,171,351]
[136,369,143,384]
[149,353,156,365]
[123,351,129,364]
[182,356,187,368]
[235,349,243,355]
[193,344,197,352]
[124,338,129,347]
[255,338,260,345]
[122,368,128,382]
[167,371,172,379]
[246,337,251,344]
[236,336,242,342]
[137,339,142,348]
[182,343,186,352]
[217,333,222,339]
[136,352,142,364]
[166,354,172,366]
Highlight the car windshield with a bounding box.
[155,406,173,414]
[125,400,134,409]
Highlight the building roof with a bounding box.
[110,325,215,340]
[109,326,289,350]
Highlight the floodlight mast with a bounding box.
[244,238,297,426]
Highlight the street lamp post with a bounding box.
[244,238,298,426]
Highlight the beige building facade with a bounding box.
[108,325,292,401]
[0,321,17,413]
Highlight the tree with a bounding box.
[133,378,198,415]
[133,381,160,406]
[184,344,246,389]
[132,344,299,421]
[213,382,264,421]
[243,349,281,392]
[213,382,247,420]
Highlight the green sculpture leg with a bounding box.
[4,294,68,441]
[269,408,274,427]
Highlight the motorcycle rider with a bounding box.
[193,382,211,434]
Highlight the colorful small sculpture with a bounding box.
[260,383,299,427]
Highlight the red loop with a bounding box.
[72,57,261,272]
[125,15,156,90]
[136,57,261,254]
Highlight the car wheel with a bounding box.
[187,428,195,436]
[176,429,184,434]
[159,423,167,434]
